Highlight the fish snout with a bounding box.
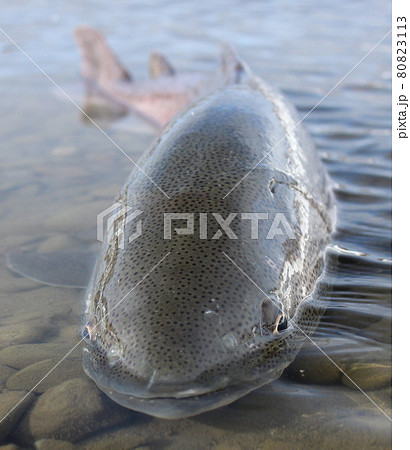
[260,297,289,334]
[83,341,233,400]
[83,316,290,404]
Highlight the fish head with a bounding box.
[81,237,310,419]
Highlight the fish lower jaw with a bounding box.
[99,381,266,419]
[92,376,270,419]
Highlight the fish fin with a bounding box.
[110,114,159,134]
[74,25,132,86]
[7,249,96,289]
[220,43,249,83]
[149,52,176,79]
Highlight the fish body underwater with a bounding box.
[78,32,336,419]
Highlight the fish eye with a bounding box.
[276,315,288,332]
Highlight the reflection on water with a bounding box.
[0,0,391,448]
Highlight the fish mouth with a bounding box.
[89,375,270,419]
[83,351,269,419]
[82,323,299,419]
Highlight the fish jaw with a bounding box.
[85,372,269,419]
[81,318,300,419]
[82,357,285,420]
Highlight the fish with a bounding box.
[74,26,227,129]
[8,33,336,419]
[79,38,336,418]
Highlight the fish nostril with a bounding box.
[276,315,288,332]
[260,298,287,334]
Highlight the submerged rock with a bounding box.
[214,444,243,450]
[284,337,347,384]
[0,365,17,388]
[55,325,83,347]
[28,378,130,442]
[0,390,35,442]
[285,335,391,387]
[75,422,150,450]
[341,362,391,390]
[0,323,48,350]
[34,439,75,450]
[0,286,74,326]
[6,357,85,394]
[0,444,22,450]
[261,439,295,450]
[0,343,80,370]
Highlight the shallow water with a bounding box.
[0,0,391,448]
